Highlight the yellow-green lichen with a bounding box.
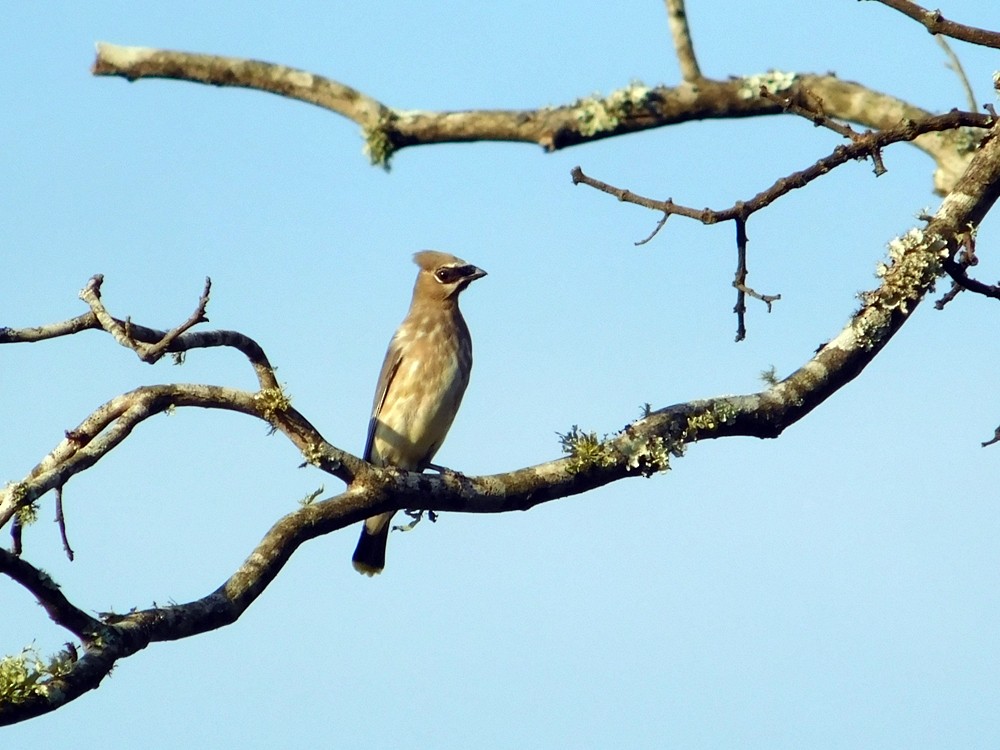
[739,70,797,99]
[6,481,28,505]
[254,386,291,423]
[301,441,326,468]
[575,81,654,137]
[620,432,671,475]
[0,646,74,705]
[759,366,779,386]
[298,486,324,506]
[852,306,893,350]
[871,228,948,314]
[558,425,617,474]
[683,402,737,442]
[952,127,984,154]
[15,500,38,527]
[362,121,395,170]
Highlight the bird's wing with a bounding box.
[363,339,404,463]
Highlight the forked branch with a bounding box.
[571,107,993,337]
[91,42,986,192]
[5,114,1000,723]
[5,6,1000,726]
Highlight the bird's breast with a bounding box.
[371,315,472,469]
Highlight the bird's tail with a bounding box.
[351,512,394,576]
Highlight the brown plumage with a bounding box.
[352,250,486,575]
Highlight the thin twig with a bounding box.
[572,110,990,340]
[941,259,1000,301]
[870,148,887,177]
[55,485,74,562]
[935,35,978,111]
[1,311,280,392]
[729,214,781,341]
[733,215,749,342]
[760,86,886,176]
[934,230,986,308]
[933,281,964,309]
[79,275,213,364]
[570,109,993,228]
[759,86,859,139]
[137,277,212,362]
[983,426,1000,448]
[635,212,670,246]
[865,0,1000,50]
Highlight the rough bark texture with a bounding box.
[3,3,999,724]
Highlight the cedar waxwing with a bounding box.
[352,250,486,575]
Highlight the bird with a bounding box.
[352,250,487,575]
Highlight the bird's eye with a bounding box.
[435,267,460,283]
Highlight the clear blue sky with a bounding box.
[3,2,999,747]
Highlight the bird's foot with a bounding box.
[422,461,465,478]
[394,508,438,532]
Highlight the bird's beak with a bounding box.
[467,266,487,281]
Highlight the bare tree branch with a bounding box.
[79,275,212,364]
[570,109,992,226]
[759,85,862,139]
[4,114,999,723]
[935,35,978,111]
[54,486,73,562]
[91,43,389,129]
[941,258,1000,301]
[664,0,702,82]
[6,8,999,725]
[573,108,994,335]
[0,549,101,639]
[2,285,279,391]
[731,214,780,341]
[983,426,1000,448]
[865,0,1000,50]
[0,378,361,531]
[91,43,985,192]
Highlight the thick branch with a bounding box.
[4,110,998,718]
[0,383,360,530]
[0,549,101,639]
[91,43,984,191]
[21,122,1000,662]
[5,38,998,725]
[91,43,389,128]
